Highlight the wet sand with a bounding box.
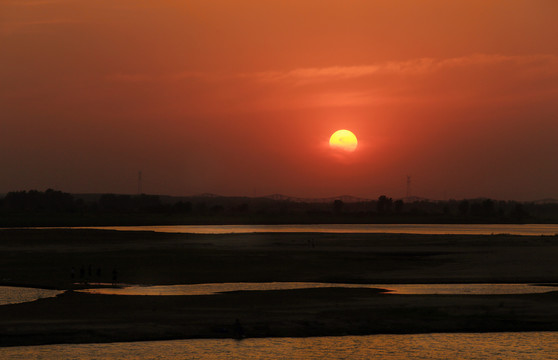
[1,229,558,346]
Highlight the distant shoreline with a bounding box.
[4,223,558,237]
[2,190,556,227]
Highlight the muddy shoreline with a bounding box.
[1,229,557,346]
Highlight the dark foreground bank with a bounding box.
[2,288,558,347]
[2,229,558,289]
[1,229,557,346]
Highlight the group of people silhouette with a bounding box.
[70,264,118,285]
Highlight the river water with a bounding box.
[5,224,557,357]
[51,224,558,235]
[77,282,558,296]
[5,283,556,306]
[3,332,557,359]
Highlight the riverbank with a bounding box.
[2,288,558,347]
[1,229,558,346]
[2,229,558,288]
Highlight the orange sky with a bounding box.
[1,0,558,200]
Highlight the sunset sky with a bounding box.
[1,0,557,201]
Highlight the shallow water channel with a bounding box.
[77,282,558,296]
[3,332,558,359]
[35,223,558,235]
[3,283,557,306]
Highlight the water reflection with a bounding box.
[0,286,62,305]
[3,283,556,306]
[3,332,557,359]
[77,282,558,296]
[39,224,558,235]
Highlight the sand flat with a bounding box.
[1,229,557,346]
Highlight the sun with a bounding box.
[329,129,358,152]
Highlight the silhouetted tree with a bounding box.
[481,199,495,217]
[210,204,224,213]
[133,194,162,212]
[377,195,393,214]
[333,199,344,214]
[2,189,76,212]
[458,200,469,216]
[394,199,404,214]
[172,201,192,213]
[510,202,528,222]
[235,203,249,213]
[196,202,207,214]
[99,194,132,212]
[468,199,496,218]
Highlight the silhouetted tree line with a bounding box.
[1,189,81,212]
[98,194,162,212]
[1,189,558,224]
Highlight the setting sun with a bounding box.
[329,130,358,152]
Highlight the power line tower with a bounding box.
[406,175,411,199]
[138,171,142,195]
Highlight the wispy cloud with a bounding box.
[106,53,558,87]
[246,54,558,85]
[102,53,558,113]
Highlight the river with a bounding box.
[40,223,558,235]
[3,332,557,359]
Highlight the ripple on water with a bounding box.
[2,332,558,359]
[31,223,558,235]
[77,282,558,296]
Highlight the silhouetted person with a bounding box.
[233,319,245,339]
[70,267,75,280]
[112,268,118,285]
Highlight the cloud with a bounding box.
[104,54,558,87]
[246,54,558,85]
[98,53,558,115]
